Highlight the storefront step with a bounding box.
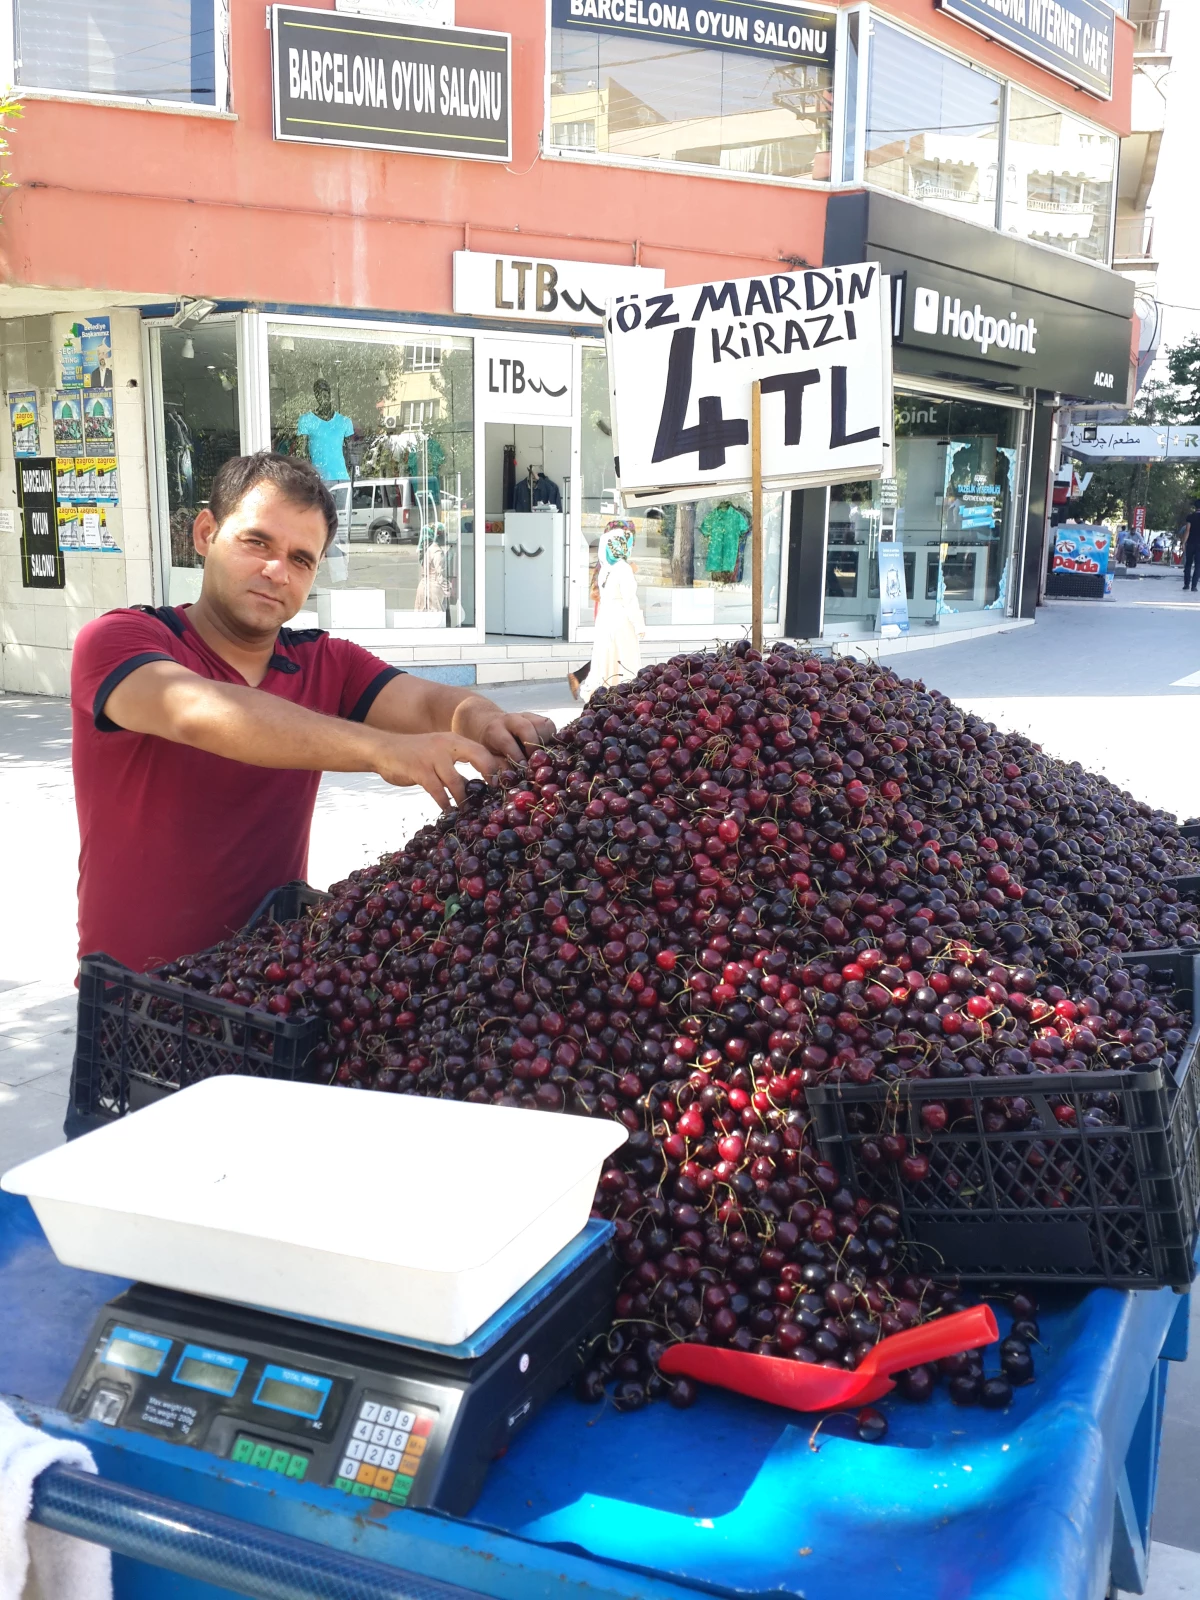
[383,615,1035,687]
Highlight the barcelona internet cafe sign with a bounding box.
[271,5,511,161]
[936,0,1115,99]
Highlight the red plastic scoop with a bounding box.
[659,1304,999,1412]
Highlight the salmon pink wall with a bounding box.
[0,0,829,309]
[0,0,1132,310]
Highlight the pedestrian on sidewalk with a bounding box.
[1181,500,1200,592]
[567,520,644,702]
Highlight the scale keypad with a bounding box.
[334,1393,437,1505]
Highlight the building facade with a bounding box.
[0,0,1137,694]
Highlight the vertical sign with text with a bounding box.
[18,457,65,588]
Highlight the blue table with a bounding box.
[0,1190,1188,1600]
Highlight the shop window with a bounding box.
[825,396,1024,636]
[549,12,834,182]
[14,0,220,104]
[865,20,1001,226]
[268,324,475,630]
[1002,88,1116,265]
[578,344,783,631]
[152,321,241,602]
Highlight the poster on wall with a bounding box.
[877,540,909,637]
[82,393,115,452]
[58,456,119,503]
[91,457,119,501]
[605,263,894,504]
[82,317,113,388]
[8,391,40,457]
[57,500,121,553]
[17,457,64,588]
[52,392,84,457]
[60,316,111,388]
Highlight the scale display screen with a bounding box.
[102,1326,171,1377]
[174,1352,245,1397]
[253,1365,331,1419]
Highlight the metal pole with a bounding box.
[31,1464,484,1600]
[751,379,763,653]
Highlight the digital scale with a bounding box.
[60,1220,614,1517]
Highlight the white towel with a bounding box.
[0,1401,111,1600]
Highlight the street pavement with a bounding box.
[1,572,1198,1591]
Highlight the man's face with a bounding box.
[192,482,329,637]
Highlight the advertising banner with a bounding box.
[271,5,511,161]
[605,264,893,504]
[550,0,836,66]
[936,0,1114,99]
[1051,525,1110,579]
[8,391,39,457]
[877,540,909,636]
[17,457,64,589]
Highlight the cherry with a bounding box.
[856,1406,888,1442]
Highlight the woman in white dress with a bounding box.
[568,520,645,702]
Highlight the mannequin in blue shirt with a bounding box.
[296,379,353,482]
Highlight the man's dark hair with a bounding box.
[208,452,339,550]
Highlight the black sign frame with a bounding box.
[17,457,64,590]
[551,0,836,66]
[936,0,1115,101]
[271,5,512,163]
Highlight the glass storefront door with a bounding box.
[149,319,243,605]
[826,390,1027,633]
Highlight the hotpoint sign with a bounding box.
[911,285,1039,359]
[893,266,1131,404]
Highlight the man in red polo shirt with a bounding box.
[71,451,554,977]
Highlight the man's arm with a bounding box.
[362,674,558,765]
[103,661,496,810]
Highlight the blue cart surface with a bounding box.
[0,1190,1188,1600]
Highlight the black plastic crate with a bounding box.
[1045,571,1105,599]
[807,951,1200,1290]
[71,882,330,1126]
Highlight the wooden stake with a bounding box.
[751,378,763,653]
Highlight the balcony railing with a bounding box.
[1134,11,1170,54]
[1114,214,1156,260]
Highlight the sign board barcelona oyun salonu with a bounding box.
[550,0,836,66]
[936,0,1115,100]
[605,266,893,505]
[271,5,511,161]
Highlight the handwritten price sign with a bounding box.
[605,264,893,505]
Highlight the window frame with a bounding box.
[541,0,845,191]
[999,78,1119,268]
[4,0,232,116]
[855,7,1118,267]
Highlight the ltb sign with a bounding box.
[454,251,664,326]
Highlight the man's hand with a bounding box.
[370,731,499,810]
[451,698,557,766]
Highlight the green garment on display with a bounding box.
[701,502,749,576]
[407,438,446,503]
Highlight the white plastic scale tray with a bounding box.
[1,1077,627,1346]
